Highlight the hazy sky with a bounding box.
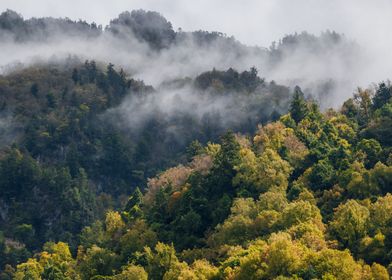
[1,0,391,47]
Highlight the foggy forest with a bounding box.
[0,1,391,279]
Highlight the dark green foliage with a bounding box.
[123,187,144,221]
[308,159,335,190]
[78,247,120,280]
[0,231,31,270]
[289,86,308,123]
[0,149,96,249]
[146,132,240,250]
[186,140,204,160]
[195,67,264,92]
[208,132,240,196]
[357,139,383,168]
[372,82,391,111]
[13,224,35,247]
[41,261,69,280]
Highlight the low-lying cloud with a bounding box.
[0,5,390,110]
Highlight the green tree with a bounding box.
[119,220,157,262]
[233,148,292,195]
[144,243,179,280]
[329,200,369,250]
[357,139,382,168]
[307,159,335,191]
[372,82,391,111]
[289,86,308,123]
[77,246,120,280]
[123,187,144,221]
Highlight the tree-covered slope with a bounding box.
[0,61,295,270]
[1,79,391,279]
[0,8,391,280]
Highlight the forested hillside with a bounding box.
[0,8,391,280]
[1,63,391,278]
[0,60,293,269]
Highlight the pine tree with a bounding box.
[123,187,144,221]
[372,82,391,111]
[289,86,308,123]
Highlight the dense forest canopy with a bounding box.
[0,7,391,280]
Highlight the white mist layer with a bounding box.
[0,2,391,109]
